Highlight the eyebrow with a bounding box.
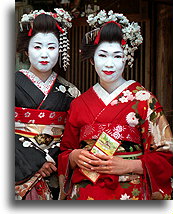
[99,50,123,54]
[48,43,57,45]
[34,42,56,45]
[34,42,42,45]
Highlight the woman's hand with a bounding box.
[38,162,57,177]
[69,149,100,170]
[89,154,143,175]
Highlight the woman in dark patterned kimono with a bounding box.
[58,10,173,200]
[15,9,80,200]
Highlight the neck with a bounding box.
[100,78,126,94]
[29,66,52,82]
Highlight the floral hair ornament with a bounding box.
[19,8,72,71]
[86,10,143,67]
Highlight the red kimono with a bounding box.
[58,80,173,200]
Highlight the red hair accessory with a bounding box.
[28,28,33,36]
[94,31,101,45]
[28,23,64,37]
[121,39,126,45]
[55,23,64,33]
[105,20,122,29]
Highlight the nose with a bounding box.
[105,57,114,68]
[41,48,48,59]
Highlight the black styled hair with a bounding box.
[80,22,123,60]
[16,14,60,53]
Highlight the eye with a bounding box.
[48,47,55,50]
[34,46,41,49]
[98,54,106,57]
[114,55,123,58]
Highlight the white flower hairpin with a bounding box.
[19,8,72,71]
[87,10,143,67]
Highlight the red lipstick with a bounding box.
[40,61,49,65]
[102,71,114,75]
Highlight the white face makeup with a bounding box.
[28,32,59,75]
[94,42,126,86]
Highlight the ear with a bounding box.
[25,51,29,57]
[90,58,94,65]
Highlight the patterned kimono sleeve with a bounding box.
[140,95,173,200]
[58,101,81,199]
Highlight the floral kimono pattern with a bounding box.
[15,70,80,200]
[58,80,173,200]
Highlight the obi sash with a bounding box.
[80,123,142,145]
[15,107,67,125]
[15,106,67,142]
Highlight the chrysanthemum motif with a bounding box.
[122,90,134,101]
[119,96,128,103]
[38,112,45,118]
[23,141,32,147]
[111,131,122,139]
[59,85,66,93]
[114,125,123,132]
[120,193,130,200]
[126,112,139,127]
[123,90,132,96]
[68,87,79,97]
[49,112,56,118]
[135,90,150,101]
[24,112,31,117]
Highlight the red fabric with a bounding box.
[68,177,145,200]
[25,179,52,200]
[28,28,33,36]
[105,21,122,28]
[80,123,141,144]
[141,151,173,198]
[55,22,64,33]
[94,31,101,45]
[15,106,67,125]
[72,168,119,190]
[58,82,172,199]
[121,39,126,45]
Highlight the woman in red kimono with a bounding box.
[15,9,80,200]
[58,10,173,200]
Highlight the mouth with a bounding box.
[39,61,49,65]
[102,71,115,75]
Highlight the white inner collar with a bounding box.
[93,80,135,105]
[19,69,57,95]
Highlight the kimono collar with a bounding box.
[93,80,135,106]
[19,69,57,95]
